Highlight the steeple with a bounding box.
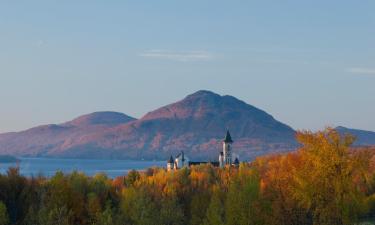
[224,130,233,143]
[222,130,233,166]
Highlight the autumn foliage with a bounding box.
[1,128,375,225]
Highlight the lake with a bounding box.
[0,157,166,178]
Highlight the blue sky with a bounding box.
[0,1,374,132]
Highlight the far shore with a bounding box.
[0,155,18,163]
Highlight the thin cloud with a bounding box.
[139,50,214,62]
[36,40,46,47]
[251,59,311,65]
[347,67,375,75]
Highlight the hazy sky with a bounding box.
[0,1,374,132]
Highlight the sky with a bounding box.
[0,1,374,132]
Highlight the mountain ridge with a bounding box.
[336,126,375,146]
[0,91,298,160]
[1,91,373,160]
[0,112,136,157]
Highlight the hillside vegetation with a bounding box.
[0,128,375,225]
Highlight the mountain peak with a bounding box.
[186,90,221,99]
[66,111,136,127]
[141,90,294,137]
[185,91,249,109]
[142,90,227,120]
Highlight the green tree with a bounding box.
[225,179,242,225]
[0,167,32,224]
[204,187,225,225]
[87,193,102,225]
[160,196,185,225]
[121,187,159,225]
[38,206,72,225]
[96,203,113,225]
[237,172,265,225]
[189,191,210,225]
[0,201,9,225]
[124,170,140,187]
[225,169,266,225]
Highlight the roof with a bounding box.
[168,156,174,163]
[175,151,185,160]
[189,161,208,166]
[223,130,233,143]
[188,161,220,167]
[233,158,240,165]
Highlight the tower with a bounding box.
[180,151,186,167]
[174,151,189,169]
[167,156,174,171]
[219,151,224,168]
[223,130,233,165]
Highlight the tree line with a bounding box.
[1,128,375,225]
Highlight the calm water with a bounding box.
[0,157,165,178]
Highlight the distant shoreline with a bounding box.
[0,155,18,163]
[0,157,166,178]
[15,156,164,162]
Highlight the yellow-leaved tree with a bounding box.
[293,128,369,225]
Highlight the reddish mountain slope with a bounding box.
[0,91,299,160]
[0,112,135,157]
[33,91,297,160]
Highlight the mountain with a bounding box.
[336,126,375,146]
[65,111,135,126]
[0,91,297,160]
[0,112,136,157]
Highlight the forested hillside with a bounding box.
[0,128,375,225]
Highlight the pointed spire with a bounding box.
[168,155,174,163]
[223,130,233,143]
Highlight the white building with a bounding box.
[167,156,174,171]
[220,130,233,167]
[167,130,239,170]
[174,151,189,169]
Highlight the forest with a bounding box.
[1,128,375,225]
